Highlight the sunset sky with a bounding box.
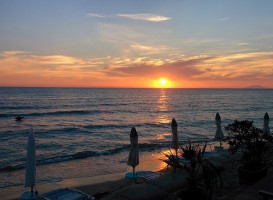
[1,0,273,88]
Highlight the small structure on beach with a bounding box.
[127,126,139,182]
[215,113,224,148]
[263,112,271,135]
[171,118,179,155]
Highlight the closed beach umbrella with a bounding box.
[263,112,271,135]
[127,126,139,180]
[215,113,224,146]
[171,118,179,155]
[25,128,36,197]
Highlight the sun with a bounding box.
[154,78,171,88]
[159,79,167,85]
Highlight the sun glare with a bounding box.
[159,79,167,85]
[154,78,171,88]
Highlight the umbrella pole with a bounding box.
[133,166,136,184]
[31,185,33,197]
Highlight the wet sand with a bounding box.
[2,151,167,200]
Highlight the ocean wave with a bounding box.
[0,142,167,172]
[0,122,171,136]
[0,108,143,118]
[0,106,37,110]
[0,110,103,118]
[82,122,168,130]
[0,138,214,172]
[28,110,101,116]
[45,127,81,133]
[99,103,129,106]
[141,122,169,128]
[83,124,129,130]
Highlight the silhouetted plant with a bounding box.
[162,142,221,199]
[225,120,272,170]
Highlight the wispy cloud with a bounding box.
[108,57,206,80]
[218,17,230,21]
[86,13,171,22]
[108,52,273,87]
[87,13,107,18]
[182,38,222,45]
[129,43,175,56]
[193,52,273,80]
[117,14,171,22]
[0,51,108,87]
[97,23,144,44]
[237,42,249,46]
[0,50,31,57]
[1,50,273,88]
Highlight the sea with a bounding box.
[0,88,273,191]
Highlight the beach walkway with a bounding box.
[102,156,227,200]
[103,169,185,200]
[102,155,273,200]
[233,165,273,200]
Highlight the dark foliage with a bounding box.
[225,120,272,170]
[162,142,221,199]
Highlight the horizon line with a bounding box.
[0,86,272,89]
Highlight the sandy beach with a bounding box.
[1,150,167,200]
[1,142,273,200]
[2,142,218,200]
[1,142,230,200]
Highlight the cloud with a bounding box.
[97,23,144,44]
[86,13,171,22]
[106,52,273,85]
[129,44,176,56]
[87,13,107,18]
[107,56,211,80]
[193,52,273,80]
[237,43,249,46]
[0,51,108,86]
[218,17,230,21]
[1,50,273,88]
[117,14,171,22]
[0,51,31,57]
[37,55,83,65]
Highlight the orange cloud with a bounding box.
[0,51,106,87]
[107,52,273,88]
[1,51,273,88]
[117,14,171,22]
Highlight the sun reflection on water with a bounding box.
[157,89,168,112]
[155,89,171,124]
[156,132,171,140]
[151,152,168,169]
[151,149,181,170]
